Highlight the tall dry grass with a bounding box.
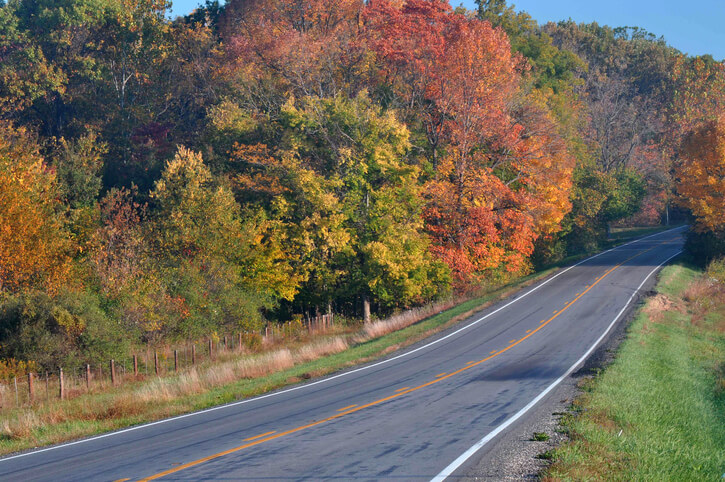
[0,336,351,440]
[359,300,460,341]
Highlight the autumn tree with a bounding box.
[222,0,367,113]
[677,116,725,233]
[0,123,73,294]
[234,92,449,320]
[366,1,573,282]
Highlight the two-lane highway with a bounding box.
[0,227,685,481]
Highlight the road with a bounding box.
[0,227,685,481]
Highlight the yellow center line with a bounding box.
[138,242,667,481]
[509,339,517,344]
[113,479,130,482]
[466,361,476,365]
[336,405,357,412]
[395,387,410,392]
[525,330,531,333]
[243,431,276,442]
[435,372,447,378]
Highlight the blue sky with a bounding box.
[168,0,723,61]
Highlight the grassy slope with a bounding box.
[543,263,725,481]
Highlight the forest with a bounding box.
[0,0,723,373]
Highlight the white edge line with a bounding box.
[431,249,683,482]
[0,226,686,463]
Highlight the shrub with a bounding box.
[0,289,126,371]
[705,258,725,284]
[684,229,725,266]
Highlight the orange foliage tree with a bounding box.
[0,123,73,294]
[676,115,725,232]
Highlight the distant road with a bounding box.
[0,227,685,481]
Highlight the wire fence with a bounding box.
[0,314,335,412]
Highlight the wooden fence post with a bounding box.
[133,355,138,376]
[174,350,178,372]
[208,338,213,360]
[45,372,49,401]
[154,351,159,375]
[86,364,91,390]
[110,359,116,385]
[223,336,227,351]
[59,368,65,400]
[28,372,34,402]
[192,344,196,365]
[239,332,243,351]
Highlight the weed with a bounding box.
[536,449,555,460]
[531,432,550,441]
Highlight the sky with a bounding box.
[168,0,724,61]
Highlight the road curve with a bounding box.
[0,227,685,481]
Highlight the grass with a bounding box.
[532,432,551,441]
[0,266,560,456]
[542,261,725,481]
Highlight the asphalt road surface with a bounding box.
[0,227,685,481]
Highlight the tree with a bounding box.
[235,92,449,319]
[0,1,65,119]
[0,123,73,294]
[222,0,366,110]
[147,147,300,338]
[367,1,573,283]
[55,131,106,255]
[282,92,449,318]
[676,116,725,233]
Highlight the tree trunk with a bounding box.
[666,203,670,226]
[363,296,371,324]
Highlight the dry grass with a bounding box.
[358,300,459,341]
[682,276,725,331]
[0,336,352,441]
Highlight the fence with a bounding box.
[0,315,335,412]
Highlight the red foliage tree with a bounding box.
[366,1,573,282]
[222,0,366,102]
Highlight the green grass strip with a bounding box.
[544,263,725,481]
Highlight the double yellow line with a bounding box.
[137,238,679,481]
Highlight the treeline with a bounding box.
[0,0,722,371]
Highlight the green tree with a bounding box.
[280,92,450,320]
[147,147,299,338]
